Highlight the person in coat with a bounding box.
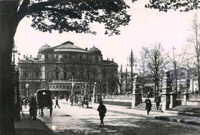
[145,96,152,115]
[55,97,60,108]
[49,98,53,117]
[154,94,161,111]
[97,101,107,127]
[29,97,37,120]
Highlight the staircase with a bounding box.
[103,100,132,107]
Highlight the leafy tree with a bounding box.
[145,0,200,12]
[0,0,130,134]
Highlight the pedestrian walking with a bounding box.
[145,96,152,115]
[55,97,60,108]
[49,98,53,117]
[97,101,107,127]
[29,97,37,120]
[154,94,161,111]
[70,95,74,106]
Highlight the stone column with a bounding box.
[169,92,177,109]
[131,75,142,108]
[161,72,172,111]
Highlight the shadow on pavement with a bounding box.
[53,117,200,135]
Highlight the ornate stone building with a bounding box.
[18,41,118,98]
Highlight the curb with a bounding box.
[149,115,200,127]
[178,112,200,117]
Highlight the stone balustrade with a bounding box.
[104,95,133,100]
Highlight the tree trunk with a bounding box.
[197,68,200,93]
[0,2,18,135]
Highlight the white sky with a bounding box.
[14,0,198,71]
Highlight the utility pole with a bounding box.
[120,65,123,94]
[128,50,136,92]
[125,67,128,93]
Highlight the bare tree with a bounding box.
[138,48,149,95]
[165,46,187,93]
[117,65,127,94]
[141,44,168,96]
[188,12,200,93]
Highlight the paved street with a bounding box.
[36,100,200,135]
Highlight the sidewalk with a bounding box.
[89,102,200,127]
[14,106,52,135]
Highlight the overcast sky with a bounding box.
[14,0,198,71]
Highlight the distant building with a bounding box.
[168,67,197,93]
[18,41,118,98]
[190,77,199,94]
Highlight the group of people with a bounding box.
[145,94,162,115]
[24,96,61,120]
[28,95,106,128]
[68,95,89,108]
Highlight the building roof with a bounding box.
[38,41,105,55]
[38,44,52,54]
[53,41,87,53]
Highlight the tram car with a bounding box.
[36,89,52,116]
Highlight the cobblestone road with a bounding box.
[38,100,200,135]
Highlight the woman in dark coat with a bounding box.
[145,96,152,115]
[97,101,107,127]
[29,97,37,120]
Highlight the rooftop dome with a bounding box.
[38,44,52,53]
[89,46,102,55]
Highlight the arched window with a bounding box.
[35,67,40,79]
[95,56,98,62]
[45,54,48,61]
[55,67,59,79]
[63,67,67,79]
[24,71,29,79]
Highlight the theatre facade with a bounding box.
[18,41,118,98]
